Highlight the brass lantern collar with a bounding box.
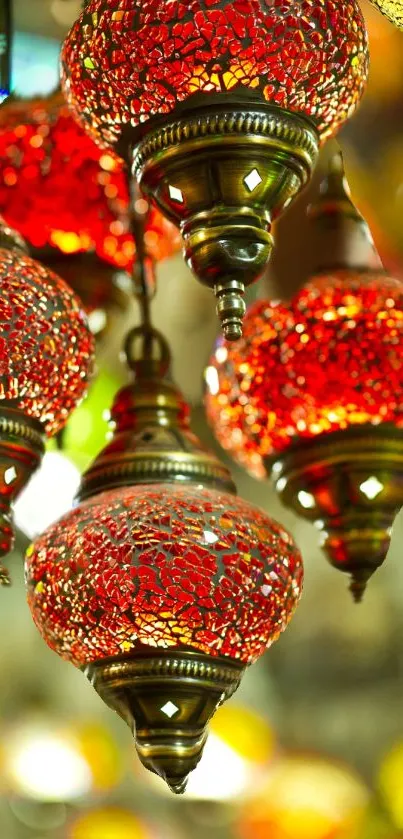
[86,647,244,794]
[132,97,319,340]
[0,407,44,584]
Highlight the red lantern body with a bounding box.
[0,220,94,580]
[205,272,403,479]
[62,0,368,147]
[0,93,180,270]
[0,246,94,436]
[26,483,302,667]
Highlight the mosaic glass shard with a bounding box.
[0,248,94,435]
[205,272,403,478]
[0,94,180,269]
[25,484,303,666]
[61,0,368,148]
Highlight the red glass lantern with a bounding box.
[0,92,181,335]
[25,326,303,793]
[27,483,301,664]
[0,218,94,582]
[61,1,368,340]
[205,154,403,600]
[0,92,180,268]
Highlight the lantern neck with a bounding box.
[307,151,383,276]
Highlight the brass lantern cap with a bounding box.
[307,150,383,275]
[269,424,403,601]
[132,96,319,340]
[86,647,244,794]
[79,326,236,500]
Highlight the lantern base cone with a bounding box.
[349,570,374,603]
[271,424,403,595]
[323,525,390,602]
[133,97,319,339]
[0,408,44,583]
[85,648,245,792]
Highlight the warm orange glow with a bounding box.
[69,807,152,839]
[238,755,369,839]
[211,705,274,765]
[75,723,123,792]
[50,231,84,254]
[378,743,403,828]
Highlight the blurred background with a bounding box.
[2,1,403,838]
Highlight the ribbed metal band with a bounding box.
[132,105,319,178]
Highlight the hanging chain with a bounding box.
[124,178,170,373]
[130,179,154,329]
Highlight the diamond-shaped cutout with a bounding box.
[160,701,179,718]
[359,476,384,500]
[4,466,17,486]
[244,168,262,192]
[297,490,316,509]
[168,185,184,203]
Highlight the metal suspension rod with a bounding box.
[0,0,12,103]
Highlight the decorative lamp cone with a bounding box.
[0,216,94,583]
[25,326,303,792]
[79,327,235,500]
[369,0,403,29]
[205,153,403,601]
[61,0,368,339]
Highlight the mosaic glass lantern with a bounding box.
[205,155,403,601]
[369,0,403,29]
[26,326,303,793]
[0,218,94,582]
[61,0,368,340]
[0,92,180,334]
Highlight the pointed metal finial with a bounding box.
[309,148,363,222]
[167,777,188,795]
[349,569,373,603]
[307,145,383,274]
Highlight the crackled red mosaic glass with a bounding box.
[25,484,303,666]
[0,247,94,435]
[0,94,180,269]
[61,0,368,148]
[205,272,403,479]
